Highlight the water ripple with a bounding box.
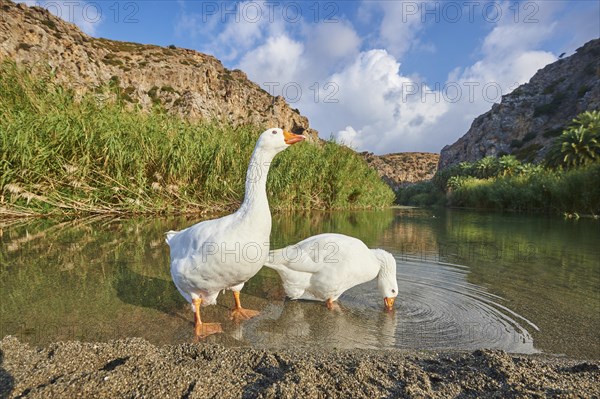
[242,255,538,354]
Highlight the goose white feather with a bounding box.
[265,233,399,310]
[165,128,304,337]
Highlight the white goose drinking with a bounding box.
[265,233,398,310]
[166,128,305,338]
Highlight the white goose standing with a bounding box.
[166,128,304,338]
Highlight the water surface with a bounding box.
[1,209,598,358]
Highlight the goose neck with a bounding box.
[237,148,274,219]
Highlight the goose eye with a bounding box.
[391,289,396,293]
[271,130,278,134]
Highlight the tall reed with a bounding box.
[0,62,394,216]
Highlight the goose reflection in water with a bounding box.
[219,256,538,354]
[225,300,399,350]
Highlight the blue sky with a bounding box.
[20,1,600,154]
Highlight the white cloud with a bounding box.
[336,126,361,148]
[457,50,556,100]
[237,17,362,85]
[175,1,289,62]
[361,1,432,59]
[323,50,449,153]
[238,35,305,88]
[212,18,266,61]
[475,3,558,80]
[301,21,361,79]
[232,14,362,101]
[304,21,361,62]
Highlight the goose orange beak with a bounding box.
[283,131,305,145]
[384,297,395,311]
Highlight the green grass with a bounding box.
[0,62,394,216]
[397,154,600,215]
[447,165,600,214]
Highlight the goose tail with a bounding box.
[264,249,287,271]
[165,230,178,246]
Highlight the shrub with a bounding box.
[396,181,444,207]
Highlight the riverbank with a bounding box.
[398,158,600,216]
[0,336,598,398]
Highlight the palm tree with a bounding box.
[475,156,499,178]
[559,125,600,168]
[546,110,600,169]
[517,162,544,176]
[573,110,600,133]
[498,155,521,176]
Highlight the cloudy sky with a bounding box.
[21,1,600,154]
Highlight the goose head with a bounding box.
[373,249,399,311]
[255,128,305,156]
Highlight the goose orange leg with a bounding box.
[192,298,222,340]
[326,298,341,311]
[230,291,260,321]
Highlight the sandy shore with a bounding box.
[0,336,598,398]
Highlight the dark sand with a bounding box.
[0,336,598,398]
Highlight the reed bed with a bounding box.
[0,62,394,216]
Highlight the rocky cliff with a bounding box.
[439,39,600,169]
[0,0,317,137]
[361,152,439,191]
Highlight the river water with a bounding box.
[1,208,598,358]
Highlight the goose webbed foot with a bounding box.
[192,298,222,340]
[230,291,260,321]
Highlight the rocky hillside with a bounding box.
[439,39,600,169]
[0,0,316,137]
[361,152,439,191]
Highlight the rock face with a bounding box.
[0,0,317,137]
[439,39,600,169]
[361,152,439,191]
